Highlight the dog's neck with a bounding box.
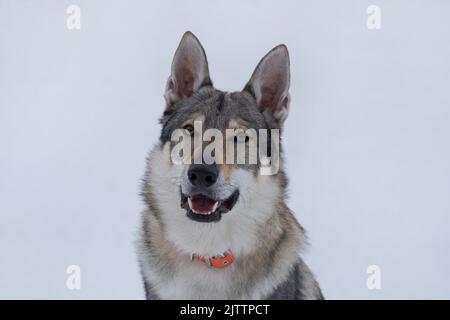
[190,250,234,269]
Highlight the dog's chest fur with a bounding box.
[138,218,303,300]
[138,218,321,300]
[141,255,267,299]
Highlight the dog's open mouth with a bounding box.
[180,190,239,222]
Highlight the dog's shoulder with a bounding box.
[266,258,324,300]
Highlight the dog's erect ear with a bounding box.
[244,45,290,126]
[164,32,212,107]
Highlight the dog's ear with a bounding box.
[244,45,290,126]
[164,31,212,107]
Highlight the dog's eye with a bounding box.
[183,124,194,136]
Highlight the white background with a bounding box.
[1,0,449,299]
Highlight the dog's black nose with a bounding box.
[188,164,218,188]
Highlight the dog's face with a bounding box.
[145,32,291,252]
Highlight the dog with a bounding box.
[136,31,323,300]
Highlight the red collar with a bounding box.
[190,251,234,269]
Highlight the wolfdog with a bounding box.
[136,31,323,300]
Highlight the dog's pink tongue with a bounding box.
[191,196,217,214]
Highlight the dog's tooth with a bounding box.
[188,199,219,215]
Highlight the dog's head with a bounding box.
[144,32,291,254]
